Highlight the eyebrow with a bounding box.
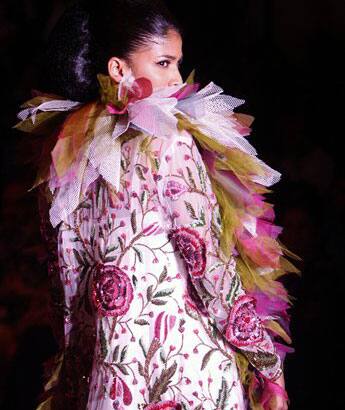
[159,54,184,62]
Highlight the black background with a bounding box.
[0,0,344,408]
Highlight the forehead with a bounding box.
[135,29,183,58]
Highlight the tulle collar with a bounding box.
[13,69,281,228]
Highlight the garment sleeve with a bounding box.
[153,132,283,381]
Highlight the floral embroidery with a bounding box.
[145,400,182,410]
[164,180,189,200]
[168,226,206,278]
[225,294,264,347]
[37,132,281,409]
[92,263,134,316]
[110,375,133,405]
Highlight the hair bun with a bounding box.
[39,1,98,102]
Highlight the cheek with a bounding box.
[130,61,167,89]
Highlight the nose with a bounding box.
[169,69,183,87]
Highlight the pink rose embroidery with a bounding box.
[145,400,182,410]
[164,180,189,200]
[225,294,264,347]
[92,264,134,316]
[168,226,206,278]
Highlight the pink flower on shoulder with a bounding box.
[168,226,206,278]
[225,294,264,347]
[107,77,153,115]
[92,263,134,316]
[164,180,189,200]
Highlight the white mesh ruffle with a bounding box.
[47,80,282,228]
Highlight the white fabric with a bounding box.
[17,99,83,124]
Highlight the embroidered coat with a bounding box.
[14,74,299,410]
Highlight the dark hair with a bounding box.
[40,0,183,102]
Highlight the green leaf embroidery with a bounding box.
[99,320,108,361]
[134,318,150,326]
[226,272,240,305]
[151,299,167,305]
[120,345,128,362]
[112,345,120,362]
[104,256,117,263]
[159,349,167,364]
[114,363,129,375]
[184,201,198,219]
[118,236,125,252]
[106,245,118,255]
[158,266,168,283]
[139,337,147,358]
[146,285,153,301]
[153,288,175,298]
[140,190,146,206]
[191,209,207,228]
[150,156,159,172]
[201,349,216,370]
[135,165,146,181]
[196,162,207,192]
[207,262,224,275]
[199,208,206,225]
[138,361,145,377]
[133,247,143,263]
[131,209,137,234]
[215,376,230,409]
[187,166,197,189]
[73,249,85,267]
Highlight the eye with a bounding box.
[158,60,170,68]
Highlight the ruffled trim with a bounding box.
[176,112,301,408]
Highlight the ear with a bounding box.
[108,57,128,83]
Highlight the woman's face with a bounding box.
[108,29,184,91]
